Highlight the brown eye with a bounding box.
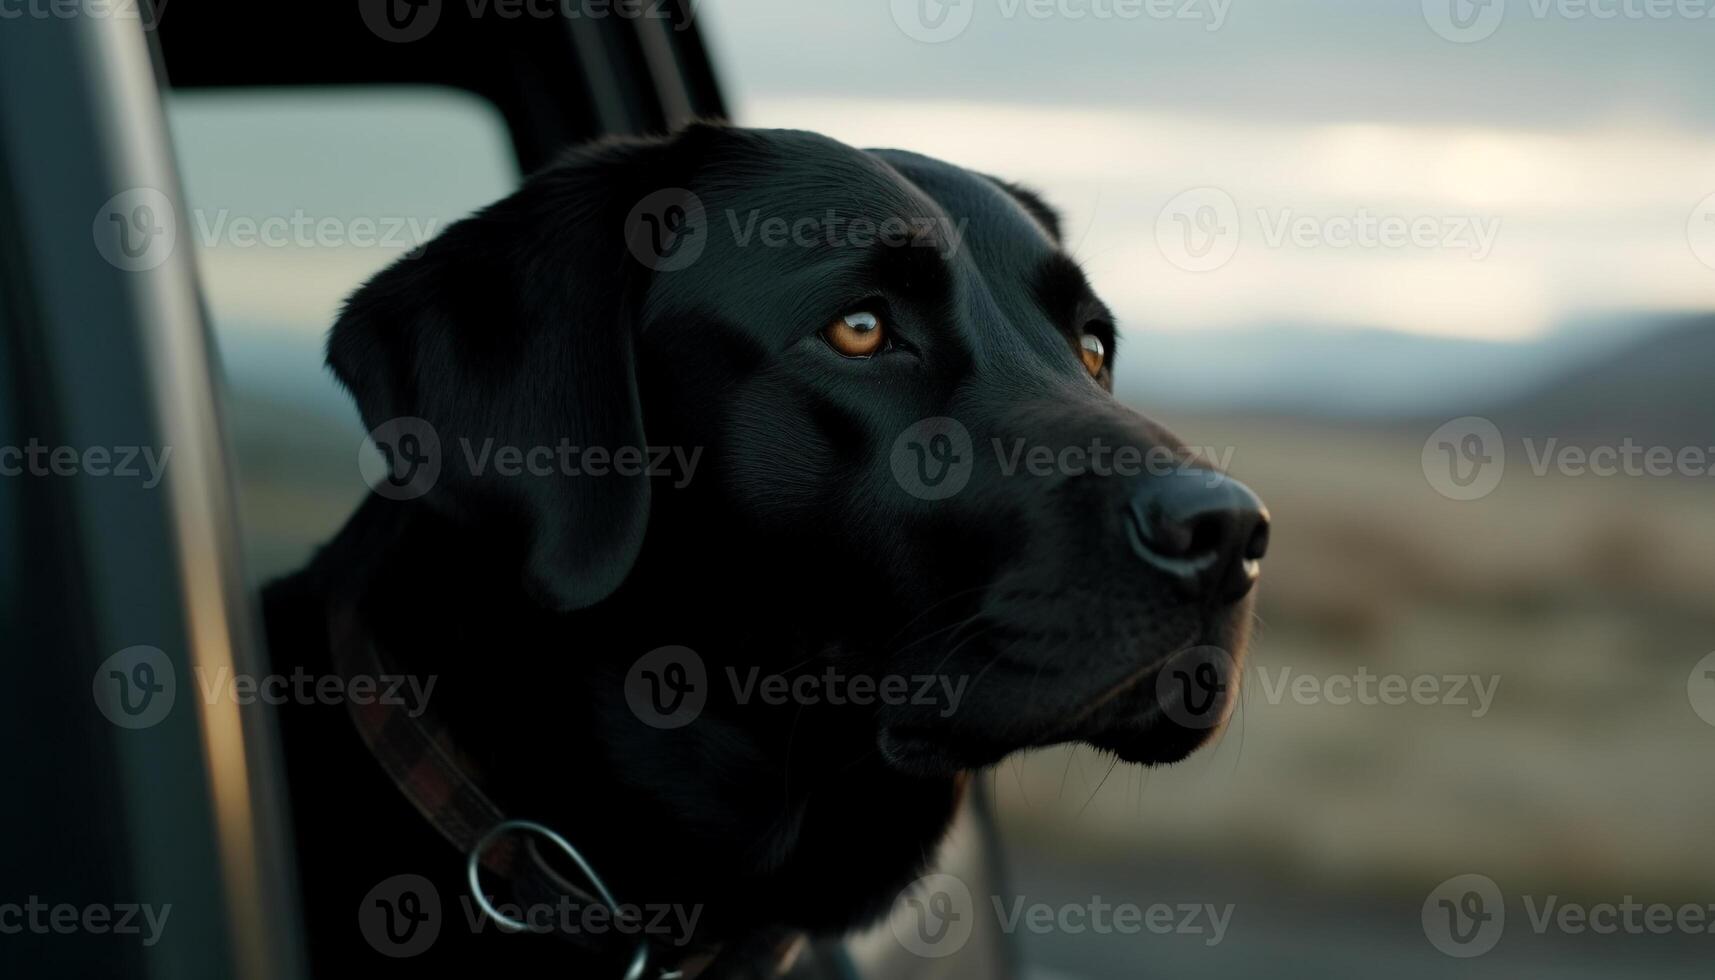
[1079,333,1106,376]
[824,311,886,358]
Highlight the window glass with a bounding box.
[167,88,518,579]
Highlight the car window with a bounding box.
[166,88,518,581]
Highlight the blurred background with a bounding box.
[164,1,1715,976]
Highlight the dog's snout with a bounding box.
[1125,470,1269,603]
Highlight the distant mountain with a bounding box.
[1487,313,1715,449]
[1114,324,1590,419]
[1120,312,1711,433]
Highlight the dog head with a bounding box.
[329,123,1267,777]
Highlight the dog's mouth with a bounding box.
[874,613,1250,777]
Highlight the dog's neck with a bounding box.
[315,496,966,949]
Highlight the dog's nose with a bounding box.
[1125,470,1269,603]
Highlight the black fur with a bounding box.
[265,123,1258,976]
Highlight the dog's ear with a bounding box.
[993,179,1063,243]
[327,128,716,612]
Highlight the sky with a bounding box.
[168,0,1715,386]
[698,0,1715,340]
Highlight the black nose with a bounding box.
[1125,470,1269,603]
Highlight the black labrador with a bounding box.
[264,122,1268,978]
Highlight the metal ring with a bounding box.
[467,819,652,980]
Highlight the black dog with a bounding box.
[264,122,1268,978]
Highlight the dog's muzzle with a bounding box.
[1125,469,1270,604]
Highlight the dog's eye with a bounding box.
[824,311,887,358]
[1078,333,1106,376]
